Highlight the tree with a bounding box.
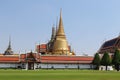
[101,52,111,71]
[92,53,101,69]
[112,49,120,71]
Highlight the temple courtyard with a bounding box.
[0,69,120,80]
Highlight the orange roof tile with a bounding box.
[0,53,93,64]
[40,44,47,49]
[41,56,93,61]
[40,56,93,64]
[0,56,19,62]
[41,60,92,64]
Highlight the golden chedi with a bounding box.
[47,10,75,55]
[52,10,72,55]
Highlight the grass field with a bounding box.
[0,69,120,80]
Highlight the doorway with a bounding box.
[28,62,34,70]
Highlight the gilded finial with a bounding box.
[60,8,62,18]
[9,35,11,48]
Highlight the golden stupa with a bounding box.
[47,10,74,55]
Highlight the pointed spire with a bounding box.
[55,17,58,35]
[56,26,58,35]
[60,8,62,19]
[52,9,71,55]
[8,36,11,49]
[51,25,56,41]
[56,9,65,36]
[56,16,58,28]
[4,36,13,55]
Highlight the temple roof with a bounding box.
[40,55,93,64]
[102,37,118,48]
[102,37,120,48]
[40,44,47,49]
[20,52,41,62]
[0,53,93,64]
[0,54,19,63]
[98,36,120,54]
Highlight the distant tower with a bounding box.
[52,9,70,55]
[51,26,56,42]
[47,25,56,52]
[4,37,13,55]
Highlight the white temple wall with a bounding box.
[78,64,91,69]
[0,63,92,69]
[38,63,91,69]
[0,63,20,68]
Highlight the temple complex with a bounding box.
[0,10,93,70]
[36,10,75,55]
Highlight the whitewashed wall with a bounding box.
[37,63,91,69]
[0,63,92,69]
[0,63,20,68]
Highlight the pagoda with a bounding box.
[4,37,13,55]
[36,10,75,55]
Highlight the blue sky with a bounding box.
[0,0,120,55]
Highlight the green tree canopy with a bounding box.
[92,53,101,65]
[112,49,120,65]
[92,53,101,69]
[112,49,120,71]
[101,52,111,66]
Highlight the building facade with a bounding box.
[36,10,75,55]
[0,52,93,70]
[0,10,93,70]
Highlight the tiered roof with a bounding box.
[40,55,93,64]
[20,52,40,62]
[0,54,19,63]
[0,53,93,64]
[98,36,120,54]
[4,37,13,55]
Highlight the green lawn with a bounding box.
[0,69,120,80]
